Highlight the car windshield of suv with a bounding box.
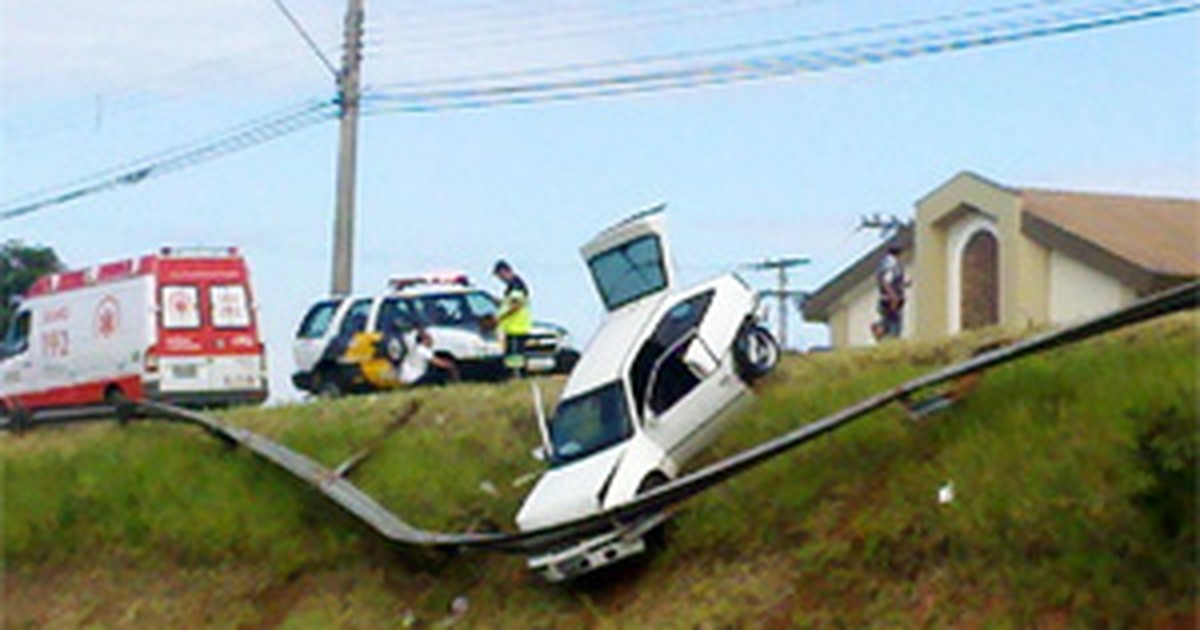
[548,382,633,466]
[588,235,668,310]
[464,291,498,319]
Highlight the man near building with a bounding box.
[493,260,533,372]
[874,241,907,339]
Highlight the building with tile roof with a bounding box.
[803,171,1199,347]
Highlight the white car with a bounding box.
[292,274,578,396]
[515,207,779,581]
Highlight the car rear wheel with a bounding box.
[314,371,344,398]
[734,322,780,383]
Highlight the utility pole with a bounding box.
[743,256,810,350]
[330,0,365,296]
[858,213,908,240]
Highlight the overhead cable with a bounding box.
[364,0,1199,114]
[0,100,336,222]
[369,0,1082,91]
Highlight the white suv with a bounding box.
[515,207,779,581]
[292,274,578,396]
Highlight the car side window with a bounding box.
[378,298,417,335]
[323,298,372,361]
[417,295,468,326]
[629,291,715,417]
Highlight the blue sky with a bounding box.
[2,1,1197,401]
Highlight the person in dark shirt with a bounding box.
[874,242,907,339]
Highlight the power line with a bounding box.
[270,0,340,79]
[366,0,823,60]
[0,100,336,222]
[364,0,1198,114]
[368,0,1081,91]
[3,0,1194,222]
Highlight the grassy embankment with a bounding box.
[3,313,1196,628]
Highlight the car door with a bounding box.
[580,205,674,313]
[637,286,752,464]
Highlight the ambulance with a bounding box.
[0,247,268,421]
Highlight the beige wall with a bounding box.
[1048,250,1135,323]
[913,172,1049,340]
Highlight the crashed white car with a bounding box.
[515,207,779,581]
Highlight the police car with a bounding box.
[291,272,578,397]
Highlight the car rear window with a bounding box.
[297,299,343,339]
[162,285,201,330]
[210,285,252,329]
[588,234,668,310]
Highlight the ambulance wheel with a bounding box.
[734,322,780,383]
[106,386,134,424]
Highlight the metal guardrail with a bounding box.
[12,281,1200,556]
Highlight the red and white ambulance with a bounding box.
[0,247,268,420]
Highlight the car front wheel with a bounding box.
[734,322,779,383]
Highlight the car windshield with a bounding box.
[548,382,634,466]
[588,235,668,310]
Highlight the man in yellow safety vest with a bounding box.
[493,260,532,373]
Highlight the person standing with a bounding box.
[493,260,533,372]
[874,242,907,339]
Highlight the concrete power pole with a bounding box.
[330,0,365,296]
[744,256,810,350]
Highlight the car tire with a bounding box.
[554,349,581,374]
[637,472,672,549]
[383,334,406,364]
[315,372,344,398]
[734,322,780,383]
[105,385,135,425]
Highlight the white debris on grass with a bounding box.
[938,481,955,505]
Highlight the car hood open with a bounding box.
[514,443,628,531]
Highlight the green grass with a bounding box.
[3,314,1196,628]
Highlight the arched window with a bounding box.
[960,230,999,330]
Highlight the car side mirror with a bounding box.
[683,337,719,378]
